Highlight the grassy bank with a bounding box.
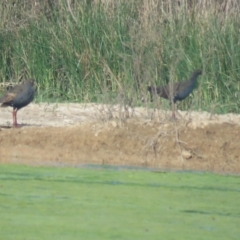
[0,0,240,113]
[0,164,239,239]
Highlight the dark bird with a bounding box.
[0,79,35,127]
[147,70,202,118]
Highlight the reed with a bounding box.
[0,0,239,113]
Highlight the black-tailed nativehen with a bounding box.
[0,79,35,127]
[147,70,202,118]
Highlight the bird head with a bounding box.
[24,79,35,85]
[194,69,202,75]
[25,79,38,88]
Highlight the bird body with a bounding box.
[147,70,202,118]
[0,79,35,127]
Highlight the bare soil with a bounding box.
[0,103,240,174]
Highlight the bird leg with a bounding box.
[175,108,183,118]
[12,109,18,127]
[171,101,176,119]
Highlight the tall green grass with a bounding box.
[0,0,240,113]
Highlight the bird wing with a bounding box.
[148,84,177,100]
[161,82,181,100]
[155,85,171,99]
[0,84,25,106]
[172,82,182,95]
[0,93,16,107]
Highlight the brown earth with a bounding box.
[0,103,240,174]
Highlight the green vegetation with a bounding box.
[0,0,240,113]
[0,164,239,239]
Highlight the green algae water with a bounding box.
[0,164,239,240]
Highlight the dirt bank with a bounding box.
[0,103,239,173]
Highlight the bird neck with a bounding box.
[190,72,200,84]
[180,72,200,94]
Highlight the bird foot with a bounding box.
[170,116,178,121]
[12,123,31,128]
[170,112,177,120]
[13,123,23,128]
